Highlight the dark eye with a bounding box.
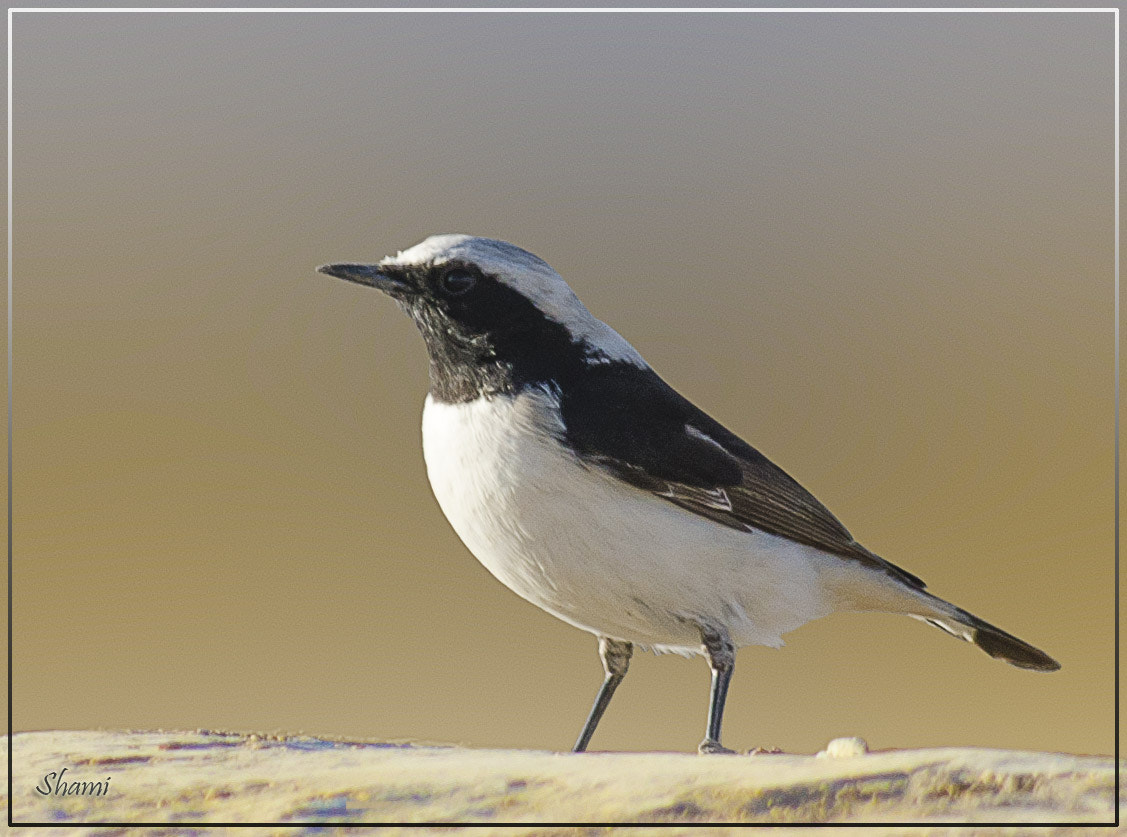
[440,268,477,296]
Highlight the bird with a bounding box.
[317,234,1060,755]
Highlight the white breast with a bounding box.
[421,387,847,653]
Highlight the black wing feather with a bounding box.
[559,364,925,590]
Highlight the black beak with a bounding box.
[316,263,411,296]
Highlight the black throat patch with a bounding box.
[397,272,598,404]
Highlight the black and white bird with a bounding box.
[318,234,1059,755]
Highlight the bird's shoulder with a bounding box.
[556,363,926,589]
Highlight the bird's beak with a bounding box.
[316,262,411,296]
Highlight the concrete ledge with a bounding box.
[6,730,1118,830]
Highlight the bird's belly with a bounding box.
[421,390,836,652]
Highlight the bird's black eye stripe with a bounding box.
[440,266,477,296]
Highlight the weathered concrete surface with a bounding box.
[5,730,1119,833]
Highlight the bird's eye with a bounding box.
[440,268,477,296]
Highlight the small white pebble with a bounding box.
[816,737,869,758]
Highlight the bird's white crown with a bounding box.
[381,234,646,367]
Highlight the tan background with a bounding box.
[10,11,1114,756]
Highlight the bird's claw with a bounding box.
[698,738,737,755]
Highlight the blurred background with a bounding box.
[9,10,1114,756]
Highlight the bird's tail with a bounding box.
[911,594,1060,672]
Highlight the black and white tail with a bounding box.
[913,595,1060,671]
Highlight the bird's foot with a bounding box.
[697,738,737,755]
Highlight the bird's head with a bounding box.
[318,234,644,401]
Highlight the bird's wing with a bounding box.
[559,364,925,589]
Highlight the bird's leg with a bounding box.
[572,636,632,752]
[698,624,737,755]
